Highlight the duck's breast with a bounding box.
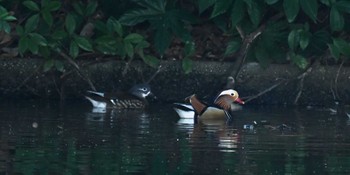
[199,107,227,120]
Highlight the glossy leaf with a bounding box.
[4,15,17,21]
[119,9,161,26]
[25,14,39,33]
[124,33,144,44]
[299,31,310,50]
[28,40,39,54]
[300,0,318,22]
[288,29,299,51]
[30,33,48,46]
[1,21,11,33]
[69,41,79,58]
[333,38,350,57]
[211,0,232,18]
[23,1,40,11]
[107,18,123,36]
[328,44,340,61]
[55,60,64,72]
[52,30,67,40]
[245,0,261,26]
[74,36,93,51]
[320,0,330,6]
[330,6,344,31]
[255,44,271,68]
[290,52,308,69]
[86,1,98,16]
[230,0,245,26]
[224,40,240,56]
[16,26,25,35]
[43,59,54,72]
[47,1,61,11]
[42,10,53,26]
[65,13,76,35]
[124,42,134,58]
[72,2,84,16]
[19,37,30,54]
[283,0,300,22]
[154,24,171,55]
[182,57,193,74]
[142,55,160,68]
[184,41,195,56]
[198,0,216,14]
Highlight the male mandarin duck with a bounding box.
[174,89,244,121]
[85,83,153,109]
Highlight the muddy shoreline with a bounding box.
[0,58,348,106]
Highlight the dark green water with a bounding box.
[0,99,349,175]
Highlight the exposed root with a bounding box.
[244,80,284,103]
[147,64,165,84]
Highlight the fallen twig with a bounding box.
[57,51,96,91]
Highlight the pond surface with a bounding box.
[0,99,350,175]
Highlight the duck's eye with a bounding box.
[142,87,147,91]
[230,93,234,96]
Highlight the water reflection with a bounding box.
[0,100,350,174]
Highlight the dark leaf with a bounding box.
[107,18,123,36]
[42,10,53,26]
[330,6,344,31]
[265,0,279,5]
[198,0,216,14]
[74,36,93,51]
[47,1,61,11]
[18,37,30,54]
[283,0,300,22]
[333,38,350,57]
[55,60,65,72]
[119,9,161,26]
[154,23,171,55]
[299,31,310,50]
[328,44,340,61]
[23,1,40,11]
[69,41,79,58]
[142,55,160,68]
[182,57,193,74]
[211,0,232,18]
[300,0,318,22]
[124,33,144,44]
[231,0,245,26]
[288,29,299,51]
[336,1,350,13]
[86,1,98,16]
[30,33,48,46]
[65,13,76,35]
[43,59,54,72]
[124,42,134,58]
[290,52,308,69]
[25,14,39,33]
[224,40,241,56]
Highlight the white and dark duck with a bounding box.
[173,89,245,121]
[85,83,154,109]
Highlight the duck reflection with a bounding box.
[85,107,149,129]
[177,117,240,153]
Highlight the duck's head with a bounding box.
[214,89,244,110]
[129,83,154,99]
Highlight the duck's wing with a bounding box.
[173,103,196,119]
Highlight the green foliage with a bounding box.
[2,0,350,74]
[0,5,16,33]
[119,0,197,56]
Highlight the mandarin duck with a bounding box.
[173,89,244,121]
[85,83,153,109]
